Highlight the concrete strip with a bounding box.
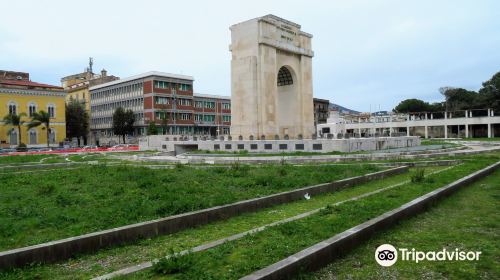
[0,166,407,270]
[241,161,500,280]
[93,165,454,279]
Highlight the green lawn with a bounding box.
[118,155,498,279]
[306,168,500,280]
[0,166,444,279]
[0,154,57,165]
[0,163,381,250]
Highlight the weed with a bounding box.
[152,250,195,275]
[37,184,55,196]
[411,168,425,183]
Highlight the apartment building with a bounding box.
[89,71,230,144]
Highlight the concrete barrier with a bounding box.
[0,166,407,270]
[241,161,500,280]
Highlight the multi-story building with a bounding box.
[318,109,500,139]
[0,70,66,147]
[62,67,119,111]
[313,98,330,129]
[193,93,231,136]
[89,71,231,144]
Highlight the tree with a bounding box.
[147,121,158,135]
[393,99,431,113]
[478,71,500,112]
[160,110,169,135]
[28,111,51,147]
[66,100,89,146]
[441,88,478,111]
[3,113,27,146]
[112,107,136,143]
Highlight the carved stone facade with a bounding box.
[230,15,315,140]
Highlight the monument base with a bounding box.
[141,136,421,155]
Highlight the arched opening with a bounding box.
[9,129,18,145]
[29,129,37,145]
[276,66,298,137]
[277,67,293,86]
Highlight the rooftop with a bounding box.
[90,71,194,91]
[194,93,230,100]
[0,79,63,90]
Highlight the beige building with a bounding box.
[61,62,119,111]
[229,15,315,140]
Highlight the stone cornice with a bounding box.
[0,88,67,97]
[259,37,314,57]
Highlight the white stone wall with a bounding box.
[148,136,420,154]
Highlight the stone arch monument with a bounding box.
[230,15,315,140]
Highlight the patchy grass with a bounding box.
[0,166,442,279]
[117,156,498,279]
[0,154,57,165]
[0,163,381,250]
[305,169,500,280]
[458,137,500,142]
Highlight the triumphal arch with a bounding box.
[230,15,315,140]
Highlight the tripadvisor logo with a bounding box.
[375,244,482,267]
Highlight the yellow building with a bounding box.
[62,68,119,111]
[0,73,67,147]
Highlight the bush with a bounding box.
[411,168,425,183]
[16,143,27,152]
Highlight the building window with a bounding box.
[313,144,323,150]
[222,115,231,122]
[214,144,220,150]
[279,144,288,150]
[195,114,203,122]
[48,128,56,144]
[264,144,272,150]
[29,129,37,145]
[222,127,230,135]
[295,144,305,150]
[47,104,55,118]
[179,113,192,120]
[237,144,244,150]
[155,96,169,104]
[225,144,232,150]
[28,103,37,117]
[277,66,293,86]
[195,101,203,108]
[178,98,192,106]
[179,84,191,91]
[155,111,167,120]
[204,101,215,109]
[154,81,169,89]
[222,103,231,109]
[250,144,258,150]
[8,102,17,115]
[203,114,215,122]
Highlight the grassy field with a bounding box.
[305,169,500,280]
[0,166,446,279]
[0,163,381,250]
[114,155,498,279]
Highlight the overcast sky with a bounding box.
[1,0,499,112]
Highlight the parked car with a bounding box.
[0,148,16,154]
[109,144,130,151]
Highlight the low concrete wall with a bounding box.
[0,167,407,269]
[145,136,421,154]
[241,161,500,280]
